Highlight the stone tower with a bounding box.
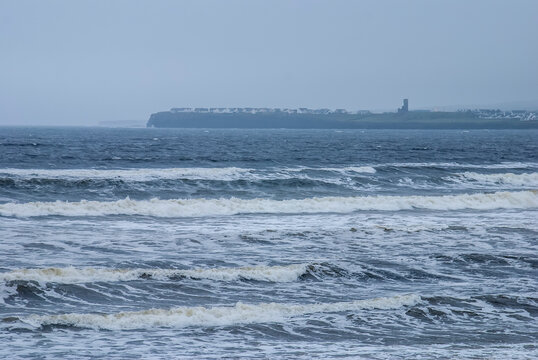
[398,99,409,113]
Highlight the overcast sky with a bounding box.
[1,0,537,125]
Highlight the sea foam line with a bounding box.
[0,165,376,181]
[0,264,309,284]
[380,162,537,169]
[0,167,252,181]
[285,166,376,174]
[449,172,538,187]
[16,294,420,330]
[0,191,536,218]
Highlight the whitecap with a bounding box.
[0,167,253,181]
[19,294,420,330]
[448,172,538,187]
[1,191,536,218]
[1,264,309,284]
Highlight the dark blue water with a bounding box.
[1,127,537,359]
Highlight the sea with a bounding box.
[0,127,537,359]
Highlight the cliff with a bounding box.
[146,108,538,129]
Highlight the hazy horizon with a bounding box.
[1,0,538,126]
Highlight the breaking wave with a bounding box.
[0,167,252,181]
[1,264,309,284]
[1,191,536,218]
[449,172,538,187]
[15,294,420,330]
[290,166,376,174]
[0,166,376,182]
[380,162,537,170]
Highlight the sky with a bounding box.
[1,0,538,126]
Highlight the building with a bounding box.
[398,99,409,113]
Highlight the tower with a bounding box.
[398,99,409,113]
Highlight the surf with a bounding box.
[1,264,309,284]
[1,190,536,218]
[13,294,420,330]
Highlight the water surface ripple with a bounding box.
[1,128,537,359]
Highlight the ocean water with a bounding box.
[0,127,537,359]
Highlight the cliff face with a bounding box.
[146,111,360,129]
[146,110,538,129]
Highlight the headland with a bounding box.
[147,100,538,129]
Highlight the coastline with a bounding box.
[147,111,538,129]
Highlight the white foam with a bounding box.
[288,166,376,174]
[1,191,536,218]
[0,167,252,181]
[318,166,376,174]
[1,264,308,284]
[0,165,376,182]
[0,282,17,305]
[449,172,538,187]
[20,294,420,330]
[381,162,537,169]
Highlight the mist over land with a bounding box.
[1,0,538,126]
[2,2,538,359]
[145,101,538,129]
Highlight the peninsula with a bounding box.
[146,100,538,129]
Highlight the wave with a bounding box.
[448,172,538,187]
[1,264,309,284]
[1,191,536,218]
[380,162,537,170]
[330,166,376,174]
[289,166,376,174]
[1,163,535,184]
[432,253,538,268]
[14,294,420,330]
[408,294,538,324]
[0,166,375,182]
[0,167,252,181]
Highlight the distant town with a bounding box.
[462,108,536,121]
[169,107,373,115]
[167,99,537,121]
[146,99,538,129]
